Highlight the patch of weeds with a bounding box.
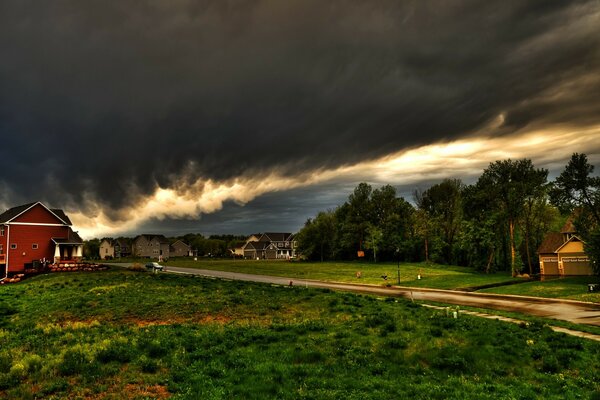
[138,355,159,373]
[293,348,325,364]
[0,352,11,373]
[365,313,388,328]
[386,337,408,350]
[541,355,560,373]
[96,339,133,364]
[38,378,69,397]
[58,347,95,376]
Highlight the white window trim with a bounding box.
[32,243,38,250]
[10,243,17,250]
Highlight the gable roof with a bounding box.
[0,202,71,225]
[537,232,564,254]
[135,234,169,244]
[555,235,585,253]
[260,232,294,242]
[171,239,190,248]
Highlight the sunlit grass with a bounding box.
[480,276,600,303]
[155,259,521,290]
[1,268,599,398]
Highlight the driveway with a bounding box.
[110,263,600,327]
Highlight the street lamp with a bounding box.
[396,247,400,285]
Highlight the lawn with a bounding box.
[143,258,522,290]
[1,267,599,399]
[481,275,600,303]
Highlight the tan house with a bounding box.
[538,218,593,276]
[99,239,115,259]
[99,239,131,259]
[133,234,170,260]
[170,240,192,257]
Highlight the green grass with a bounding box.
[480,276,600,303]
[1,267,599,398]
[133,258,522,290]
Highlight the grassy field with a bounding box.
[1,267,600,399]
[153,259,600,302]
[480,275,600,303]
[137,258,523,290]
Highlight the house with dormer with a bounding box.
[242,232,297,260]
[538,217,593,276]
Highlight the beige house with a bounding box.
[170,240,192,257]
[133,234,170,260]
[538,218,593,276]
[99,239,115,259]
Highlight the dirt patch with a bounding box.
[84,382,170,399]
[125,313,232,327]
[123,384,170,399]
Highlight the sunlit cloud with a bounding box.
[71,125,600,238]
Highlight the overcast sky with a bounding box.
[1,1,600,239]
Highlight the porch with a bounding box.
[52,238,83,264]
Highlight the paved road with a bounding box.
[112,263,600,327]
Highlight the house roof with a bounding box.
[52,228,83,245]
[0,202,72,225]
[171,239,190,248]
[260,232,294,242]
[0,202,35,223]
[537,232,564,254]
[135,234,169,244]
[555,235,585,253]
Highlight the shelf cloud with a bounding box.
[1,1,599,237]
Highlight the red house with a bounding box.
[0,202,83,279]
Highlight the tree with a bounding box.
[416,179,464,264]
[364,225,383,262]
[296,211,337,261]
[476,159,548,276]
[551,153,600,274]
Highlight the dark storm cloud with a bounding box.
[1,0,599,216]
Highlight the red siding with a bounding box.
[12,204,65,225]
[7,225,70,273]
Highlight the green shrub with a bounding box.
[0,352,11,373]
[137,355,159,373]
[96,340,133,364]
[58,348,90,376]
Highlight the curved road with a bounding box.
[155,265,600,327]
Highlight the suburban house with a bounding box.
[170,239,192,257]
[133,234,170,260]
[231,234,259,256]
[0,202,83,277]
[242,233,297,260]
[538,217,593,276]
[99,238,131,259]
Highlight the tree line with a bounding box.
[296,153,600,275]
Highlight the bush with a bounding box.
[128,263,146,272]
[58,348,90,376]
[138,355,159,373]
[0,352,11,374]
[96,340,133,364]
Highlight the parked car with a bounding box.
[145,262,165,272]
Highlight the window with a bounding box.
[0,226,4,236]
[32,244,38,250]
[10,244,17,250]
[0,244,3,254]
